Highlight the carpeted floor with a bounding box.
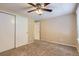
[0,40,79,56]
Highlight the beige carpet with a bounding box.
[0,40,79,56]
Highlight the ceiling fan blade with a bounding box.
[44,3,50,7]
[42,8,52,12]
[28,3,36,7]
[27,9,37,13]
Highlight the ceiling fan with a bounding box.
[27,3,52,15]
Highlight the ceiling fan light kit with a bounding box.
[35,9,43,15]
[27,3,52,15]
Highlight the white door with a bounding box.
[0,12,15,52]
[16,15,28,47]
[34,22,40,40]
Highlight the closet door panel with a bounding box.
[16,15,28,47]
[0,12,15,52]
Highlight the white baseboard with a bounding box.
[40,39,77,48]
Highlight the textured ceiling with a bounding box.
[0,3,77,20]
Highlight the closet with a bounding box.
[0,12,28,52]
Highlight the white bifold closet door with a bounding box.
[16,15,28,47]
[0,12,15,52]
[0,12,28,53]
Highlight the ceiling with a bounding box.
[0,3,77,20]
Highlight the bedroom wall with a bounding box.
[76,4,79,52]
[28,18,35,43]
[40,13,77,47]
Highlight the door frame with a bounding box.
[34,21,41,40]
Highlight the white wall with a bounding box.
[41,14,77,47]
[76,4,79,52]
[28,18,35,43]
